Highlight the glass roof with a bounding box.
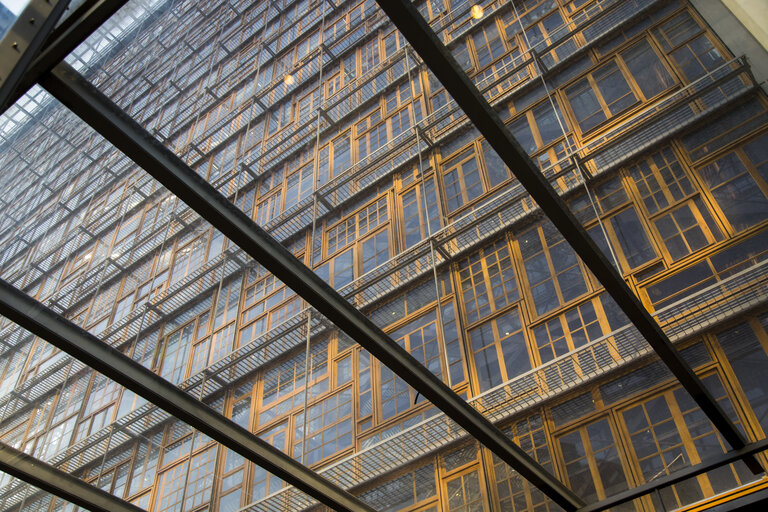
[0,0,766,510]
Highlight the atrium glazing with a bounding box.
[0,0,767,510]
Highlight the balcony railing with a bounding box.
[246,250,768,512]
[0,53,757,463]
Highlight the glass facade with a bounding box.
[0,0,767,510]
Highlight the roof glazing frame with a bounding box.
[0,0,765,510]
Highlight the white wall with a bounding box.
[723,0,768,52]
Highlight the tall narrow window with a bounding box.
[399,176,441,249]
[472,22,505,68]
[158,322,195,385]
[458,239,519,325]
[442,147,483,212]
[697,136,768,233]
[380,312,444,420]
[469,308,531,392]
[183,446,217,510]
[525,11,577,67]
[607,206,658,269]
[518,222,589,316]
[155,461,188,512]
[284,164,313,211]
[557,418,633,506]
[565,61,637,132]
[333,133,352,179]
[293,388,353,465]
[251,422,289,501]
[444,470,487,511]
[361,229,389,275]
[492,415,556,511]
[620,40,675,99]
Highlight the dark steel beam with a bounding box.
[40,62,584,511]
[0,0,69,112]
[374,0,761,475]
[0,279,373,512]
[1,0,128,115]
[47,0,116,45]
[0,440,144,512]
[579,437,768,512]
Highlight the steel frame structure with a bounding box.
[0,440,145,512]
[40,59,584,510]
[0,0,68,112]
[0,0,739,442]
[374,0,759,471]
[0,0,765,511]
[0,279,373,512]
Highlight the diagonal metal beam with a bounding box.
[40,62,585,511]
[0,0,129,116]
[375,0,761,475]
[0,279,373,512]
[579,437,768,512]
[0,440,145,512]
[0,0,69,112]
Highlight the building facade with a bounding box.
[0,0,767,510]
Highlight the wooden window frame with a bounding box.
[530,297,617,381]
[373,308,451,425]
[468,17,508,71]
[324,194,390,260]
[441,466,490,512]
[554,414,636,505]
[458,238,521,326]
[468,306,533,393]
[397,173,442,250]
[616,371,756,509]
[694,134,768,236]
[441,145,484,214]
[250,420,290,501]
[517,221,592,318]
[256,339,330,429]
[292,386,355,466]
[649,198,723,263]
[488,413,557,512]
[564,37,676,136]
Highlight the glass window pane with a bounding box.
[594,62,637,115]
[621,40,675,99]
[699,152,768,231]
[609,207,657,268]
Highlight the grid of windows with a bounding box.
[0,0,767,511]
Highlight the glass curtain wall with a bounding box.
[0,0,767,511]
